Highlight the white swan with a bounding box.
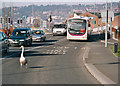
[20,46,28,68]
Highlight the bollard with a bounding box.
[114,43,118,53]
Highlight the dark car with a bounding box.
[0,31,9,54]
[31,30,46,42]
[9,28,32,46]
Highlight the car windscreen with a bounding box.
[54,24,65,28]
[32,30,43,35]
[0,33,3,40]
[11,30,27,37]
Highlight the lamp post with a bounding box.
[110,1,113,35]
[105,1,108,47]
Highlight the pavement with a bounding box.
[83,35,119,85]
[101,38,118,45]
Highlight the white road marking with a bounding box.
[63,53,66,55]
[63,50,66,55]
[75,47,77,49]
[81,47,86,50]
[1,45,47,60]
[0,58,4,60]
[41,46,68,55]
[65,47,69,49]
[83,47,89,62]
[2,37,66,60]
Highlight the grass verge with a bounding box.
[110,46,120,57]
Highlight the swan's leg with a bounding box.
[20,63,23,68]
[26,63,28,69]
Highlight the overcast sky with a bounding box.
[0,0,120,9]
[0,0,120,2]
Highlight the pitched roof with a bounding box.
[78,12,98,18]
[65,12,101,23]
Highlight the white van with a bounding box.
[52,24,67,36]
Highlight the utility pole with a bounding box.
[94,2,95,30]
[32,5,34,28]
[6,8,10,30]
[11,3,13,26]
[3,3,5,29]
[110,1,112,36]
[105,2,108,47]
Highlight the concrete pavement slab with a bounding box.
[86,42,118,84]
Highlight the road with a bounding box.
[2,34,100,84]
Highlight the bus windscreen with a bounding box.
[68,19,86,35]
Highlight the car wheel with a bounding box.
[27,42,31,46]
[25,41,30,46]
[28,40,32,46]
[43,38,45,42]
[28,42,30,46]
[30,41,32,46]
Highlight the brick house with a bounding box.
[111,15,120,40]
[78,12,101,30]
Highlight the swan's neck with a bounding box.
[21,47,24,57]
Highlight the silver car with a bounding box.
[32,30,46,42]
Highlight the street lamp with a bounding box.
[105,1,108,47]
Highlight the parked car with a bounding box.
[0,31,9,54]
[52,24,67,36]
[31,30,46,42]
[9,28,32,46]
